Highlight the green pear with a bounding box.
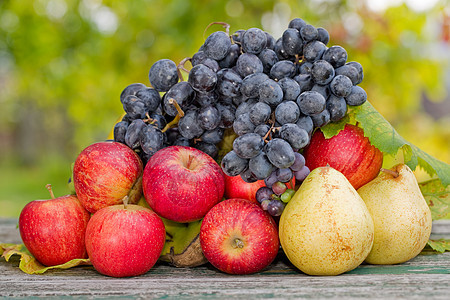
[279,166,374,276]
[357,163,432,265]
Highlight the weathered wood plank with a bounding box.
[1,218,449,299]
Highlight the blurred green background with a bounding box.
[0,0,449,217]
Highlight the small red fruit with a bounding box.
[224,175,265,204]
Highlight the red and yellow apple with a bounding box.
[73,141,143,213]
[303,124,383,189]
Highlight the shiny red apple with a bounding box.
[19,185,90,266]
[303,124,383,189]
[85,204,165,277]
[200,198,279,275]
[224,175,265,204]
[73,141,143,213]
[143,146,225,223]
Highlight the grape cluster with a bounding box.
[113,57,232,163]
[218,18,366,216]
[114,18,367,217]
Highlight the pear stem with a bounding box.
[380,168,399,178]
[46,184,55,199]
[232,238,244,249]
[122,195,129,209]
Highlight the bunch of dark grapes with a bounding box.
[220,18,366,217]
[114,18,367,217]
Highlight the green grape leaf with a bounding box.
[1,243,91,274]
[419,179,450,220]
[320,114,352,138]
[427,239,450,253]
[352,101,450,186]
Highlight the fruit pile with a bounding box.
[13,17,434,278]
[113,18,367,217]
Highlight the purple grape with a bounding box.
[267,200,285,217]
[261,199,271,211]
[276,168,293,183]
[272,181,287,196]
[290,152,306,171]
[256,187,274,204]
[294,166,310,181]
[264,171,278,188]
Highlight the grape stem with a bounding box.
[263,113,277,143]
[144,113,157,125]
[177,57,191,81]
[168,98,185,117]
[203,22,231,40]
[161,114,181,133]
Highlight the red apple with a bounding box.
[19,185,90,266]
[224,174,295,204]
[143,146,225,223]
[224,175,265,204]
[303,124,383,189]
[73,141,143,214]
[200,198,279,275]
[85,204,165,277]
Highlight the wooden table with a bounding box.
[1,218,449,299]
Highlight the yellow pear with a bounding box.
[357,163,432,265]
[279,166,374,276]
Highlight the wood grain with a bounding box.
[1,218,449,299]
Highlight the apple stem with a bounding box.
[186,155,194,169]
[380,168,399,178]
[46,184,55,199]
[168,98,185,117]
[232,238,244,249]
[122,195,129,209]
